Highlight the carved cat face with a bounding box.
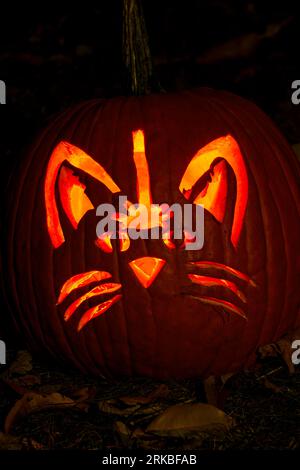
[45,129,253,331]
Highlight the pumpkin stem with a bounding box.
[122,0,161,95]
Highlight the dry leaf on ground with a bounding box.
[118,395,153,406]
[132,427,146,439]
[21,437,46,450]
[146,403,233,439]
[132,427,166,450]
[220,373,235,387]
[1,376,30,396]
[119,384,170,406]
[137,438,166,450]
[131,402,163,417]
[99,397,163,418]
[37,384,64,394]
[203,374,235,408]
[5,392,75,433]
[147,384,170,400]
[70,386,96,402]
[98,399,140,416]
[258,328,300,374]
[114,421,132,446]
[0,374,41,397]
[203,376,219,406]
[260,378,284,393]
[0,432,23,450]
[8,351,32,375]
[17,374,41,387]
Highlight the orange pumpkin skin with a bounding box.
[2,88,300,379]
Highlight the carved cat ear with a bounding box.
[179,135,248,249]
[58,166,94,231]
[45,141,121,248]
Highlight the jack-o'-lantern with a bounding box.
[2,88,300,378]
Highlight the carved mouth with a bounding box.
[187,261,256,320]
[57,271,122,331]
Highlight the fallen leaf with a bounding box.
[98,399,140,416]
[260,377,284,393]
[18,374,41,387]
[132,427,146,439]
[220,373,235,387]
[132,428,166,450]
[203,376,219,406]
[99,387,168,419]
[133,403,163,416]
[21,437,46,450]
[1,376,29,395]
[71,386,96,402]
[0,432,23,450]
[9,350,32,375]
[118,395,153,406]
[258,328,300,374]
[5,392,75,433]
[138,438,165,450]
[146,403,233,439]
[114,421,132,446]
[0,374,41,397]
[76,402,90,412]
[148,384,170,400]
[37,384,63,394]
[203,374,235,408]
[119,384,170,406]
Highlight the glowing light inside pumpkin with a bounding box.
[132,130,152,209]
[189,261,255,286]
[58,166,94,229]
[188,274,246,303]
[43,126,254,329]
[46,132,248,253]
[95,233,113,253]
[57,269,122,330]
[64,282,121,321]
[193,160,227,223]
[45,141,120,248]
[193,296,247,319]
[57,270,112,304]
[179,135,248,248]
[129,257,166,288]
[77,294,122,331]
[162,237,176,250]
[119,231,131,252]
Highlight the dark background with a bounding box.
[1,0,300,178]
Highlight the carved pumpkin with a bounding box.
[2,88,300,378]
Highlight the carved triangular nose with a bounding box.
[129,257,166,288]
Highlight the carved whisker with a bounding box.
[77,295,123,331]
[64,283,122,321]
[57,270,112,304]
[189,261,256,286]
[188,274,246,303]
[189,295,247,320]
